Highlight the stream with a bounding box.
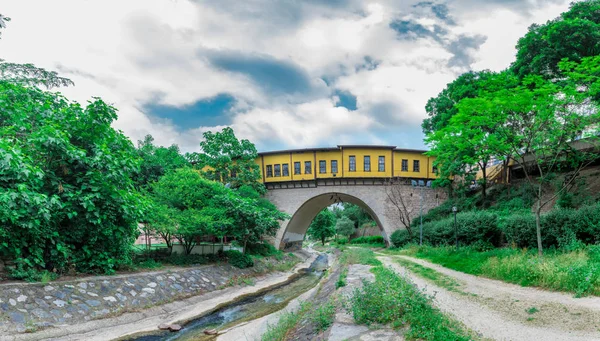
[124,254,328,341]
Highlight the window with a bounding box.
[266,165,273,177]
[274,164,281,177]
[331,160,338,174]
[401,159,408,172]
[378,156,385,172]
[294,162,301,175]
[413,160,420,172]
[349,156,356,172]
[432,166,438,174]
[283,163,289,176]
[305,161,312,174]
[364,156,371,172]
[319,160,326,174]
[230,170,237,178]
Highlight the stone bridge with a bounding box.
[265,178,446,250]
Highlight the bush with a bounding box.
[350,236,385,245]
[335,237,348,245]
[502,203,600,249]
[420,211,501,247]
[390,229,413,248]
[225,250,254,268]
[246,242,280,257]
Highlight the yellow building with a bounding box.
[256,145,437,183]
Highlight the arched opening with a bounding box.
[279,192,386,250]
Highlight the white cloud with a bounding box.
[0,0,573,152]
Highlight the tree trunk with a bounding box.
[481,166,487,202]
[321,237,325,246]
[535,197,543,256]
[243,239,248,254]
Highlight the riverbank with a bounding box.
[0,251,313,341]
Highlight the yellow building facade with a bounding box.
[256,145,437,183]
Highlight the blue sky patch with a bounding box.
[333,90,357,111]
[144,94,236,129]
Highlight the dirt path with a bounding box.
[378,255,600,341]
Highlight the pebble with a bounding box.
[17,295,27,302]
[103,296,117,302]
[147,282,157,288]
[53,299,67,307]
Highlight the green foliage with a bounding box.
[218,188,289,253]
[188,127,265,193]
[261,301,312,341]
[418,211,501,247]
[225,250,254,269]
[502,203,600,249]
[310,298,336,332]
[0,81,145,276]
[339,248,381,266]
[9,263,58,283]
[336,267,348,288]
[349,235,385,245]
[512,0,600,79]
[335,216,355,238]
[341,203,374,230]
[334,237,348,245]
[152,169,230,255]
[246,242,281,257]
[390,229,413,248]
[134,134,189,189]
[349,266,472,340]
[402,245,600,297]
[307,209,336,245]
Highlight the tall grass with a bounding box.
[340,247,382,266]
[397,245,600,297]
[349,266,474,340]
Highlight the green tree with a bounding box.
[135,134,189,188]
[152,168,229,255]
[457,72,600,255]
[308,209,336,245]
[0,81,145,275]
[511,0,600,79]
[422,71,494,135]
[188,127,265,193]
[218,187,289,253]
[335,216,355,239]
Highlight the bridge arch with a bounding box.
[278,192,386,249]
[266,184,399,250]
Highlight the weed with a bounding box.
[336,267,348,289]
[526,307,539,314]
[394,258,463,293]
[340,248,381,266]
[262,301,312,341]
[348,266,474,340]
[309,298,336,332]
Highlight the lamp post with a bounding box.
[452,206,458,249]
[412,180,431,246]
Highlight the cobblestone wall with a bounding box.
[0,257,294,334]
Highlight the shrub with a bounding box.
[225,250,254,268]
[350,236,385,245]
[335,237,348,245]
[390,229,413,248]
[246,242,280,257]
[420,211,501,247]
[501,214,538,248]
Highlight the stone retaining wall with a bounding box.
[0,256,298,335]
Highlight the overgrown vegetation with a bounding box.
[349,266,474,340]
[339,247,382,266]
[261,301,313,341]
[395,245,600,297]
[310,297,336,332]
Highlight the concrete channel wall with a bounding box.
[0,257,292,335]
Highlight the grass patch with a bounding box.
[340,247,382,266]
[309,297,337,332]
[394,245,600,297]
[526,307,539,314]
[262,301,313,341]
[348,266,475,340]
[336,267,348,289]
[394,258,463,294]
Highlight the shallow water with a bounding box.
[126,254,328,341]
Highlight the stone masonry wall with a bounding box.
[0,256,297,335]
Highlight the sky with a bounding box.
[0,0,574,153]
